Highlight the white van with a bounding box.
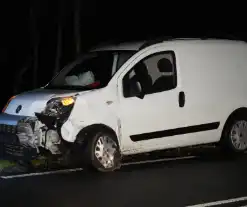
[1,38,247,172]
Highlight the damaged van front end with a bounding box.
[0,94,79,161]
[19,96,77,155]
[0,48,137,171]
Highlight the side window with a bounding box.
[123,51,177,98]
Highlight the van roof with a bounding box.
[91,38,246,52]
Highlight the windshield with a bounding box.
[46,50,136,90]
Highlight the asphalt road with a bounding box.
[1,152,247,207]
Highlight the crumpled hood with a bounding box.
[4,88,81,116]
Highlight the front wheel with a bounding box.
[221,116,247,154]
[84,130,121,172]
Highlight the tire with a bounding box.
[83,129,121,172]
[221,115,247,154]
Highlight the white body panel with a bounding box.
[3,39,247,156]
[60,87,120,144]
[5,89,80,116]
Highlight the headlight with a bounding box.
[2,95,16,113]
[61,97,75,106]
[44,96,76,117]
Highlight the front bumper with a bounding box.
[0,113,37,160]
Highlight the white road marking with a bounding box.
[122,155,196,166]
[187,196,247,207]
[0,168,83,179]
[0,155,196,179]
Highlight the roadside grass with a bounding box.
[0,160,16,170]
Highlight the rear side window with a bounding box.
[123,51,177,98]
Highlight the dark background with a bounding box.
[0,0,246,109]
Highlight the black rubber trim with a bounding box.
[130,122,220,142]
[35,113,57,129]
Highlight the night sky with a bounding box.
[0,0,246,108]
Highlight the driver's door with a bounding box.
[117,48,186,154]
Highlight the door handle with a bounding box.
[179,91,185,107]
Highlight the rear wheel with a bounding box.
[221,115,247,154]
[84,130,121,172]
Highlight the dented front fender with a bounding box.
[60,90,120,143]
[60,118,83,142]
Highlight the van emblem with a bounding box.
[16,105,22,113]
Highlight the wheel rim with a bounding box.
[230,120,247,150]
[94,135,117,169]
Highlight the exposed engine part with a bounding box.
[17,117,44,151]
[44,129,61,154]
[35,113,57,129]
[17,122,39,148]
[17,118,62,155]
[15,97,76,155]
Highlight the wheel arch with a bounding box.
[75,123,119,147]
[220,107,247,140]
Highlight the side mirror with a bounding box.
[122,78,146,99]
[136,91,145,99]
[135,82,145,99]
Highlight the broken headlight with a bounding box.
[43,96,76,118]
